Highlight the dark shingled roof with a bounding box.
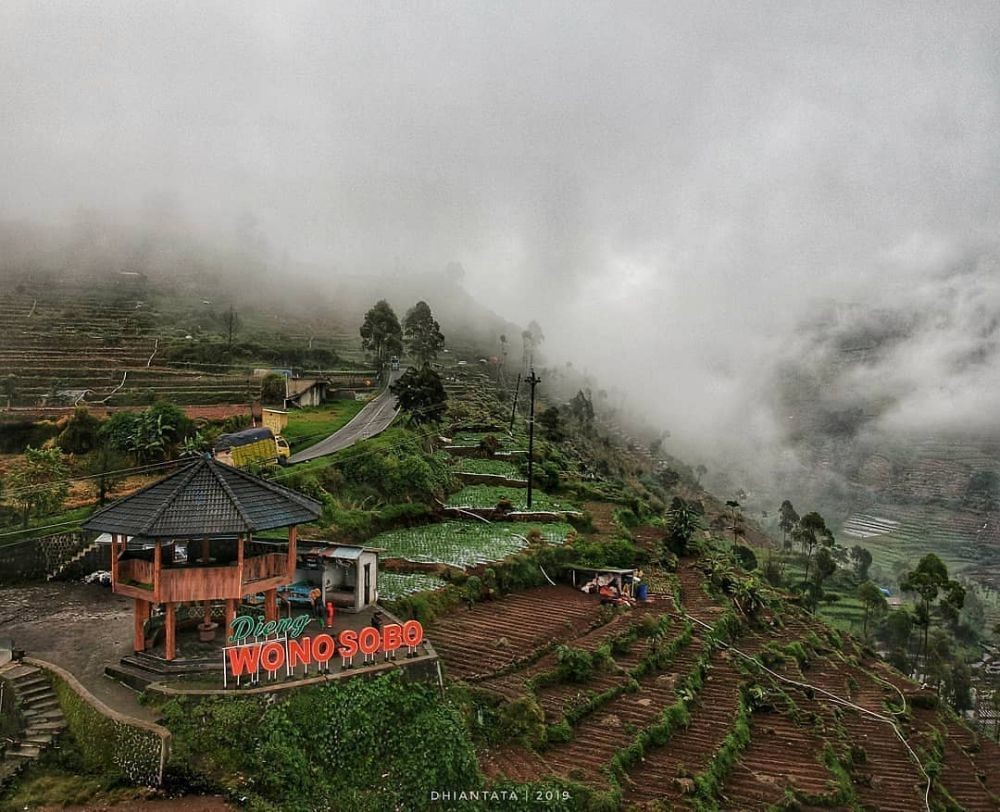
[83,456,322,538]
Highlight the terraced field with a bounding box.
[446,485,577,512]
[368,520,574,570]
[428,553,1000,809]
[377,571,446,601]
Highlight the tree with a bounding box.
[857,581,887,639]
[55,406,103,455]
[224,305,239,348]
[101,402,194,463]
[792,511,833,582]
[850,545,873,580]
[695,464,707,485]
[86,445,127,506]
[901,554,964,677]
[402,301,445,365]
[537,405,563,441]
[666,496,701,556]
[5,446,70,526]
[260,373,285,405]
[360,300,403,369]
[725,500,743,543]
[778,500,799,550]
[567,390,595,428]
[390,365,447,425]
[813,546,836,589]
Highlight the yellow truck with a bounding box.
[214,427,290,468]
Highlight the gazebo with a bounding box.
[83,456,322,660]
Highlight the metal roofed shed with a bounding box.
[567,565,642,603]
[292,543,380,613]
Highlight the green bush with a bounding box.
[556,645,595,683]
[162,672,480,809]
[498,695,547,748]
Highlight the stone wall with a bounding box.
[454,472,528,488]
[0,532,87,585]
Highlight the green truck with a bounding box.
[214,427,290,468]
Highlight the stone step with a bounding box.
[8,744,41,760]
[22,707,64,722]
[11,675,48,691]
[2,665,41,682]
[21,733,54,746]
[18,684,53,700]
[24,696,59,712]
[26,721,66,733]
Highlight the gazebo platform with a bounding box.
[83,456,323,662]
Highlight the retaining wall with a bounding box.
[0,532,87,584]
[454,472,528,488]
[24,656,170,786]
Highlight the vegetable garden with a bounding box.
[369,520,574,570]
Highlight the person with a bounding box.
[309,586,322,618]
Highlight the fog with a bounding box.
[3,1,1000,488]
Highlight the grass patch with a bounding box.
[282,400,366,451]
[0,506,94,546]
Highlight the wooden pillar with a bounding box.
[110,533,119,586]
[133,599,150,652]
[201,537,210,564]
[224,598,237,640]
[264,589,277,623]
[153,541,162,601]
[164,602,176,661]
[287,525,298,580]
[237,536,245,591]
[203,600,212,626]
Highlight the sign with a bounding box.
[222,613,424,687]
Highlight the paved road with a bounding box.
[288,369,403,463]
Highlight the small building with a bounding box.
[285,377,329,408]
[292,543,380,612]
[262,408,288,434]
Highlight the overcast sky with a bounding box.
[3,1,999,461]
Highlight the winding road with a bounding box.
[287,368,403,463]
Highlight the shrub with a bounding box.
[498,696,546,748]
[546,720,573,744]
[556,646,595,683]
[465,575,483,602]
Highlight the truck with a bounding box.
[390,355,400,371]
[214,427,290,468]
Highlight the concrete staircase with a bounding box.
[107,650,221,691]
[0,663,66,788]
[46,541,100,581]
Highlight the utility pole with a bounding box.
[526,368,541,509]
[508,373,521,434]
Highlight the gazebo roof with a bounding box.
[83,456,323,538]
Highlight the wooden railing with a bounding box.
[242,553,287,583]
[159,565,241,602]
[118,558,154,588]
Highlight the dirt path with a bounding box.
[0,583,157,722]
